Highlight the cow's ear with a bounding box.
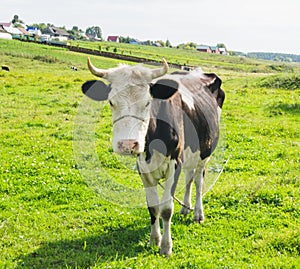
[201,73,222,94]
[82,80,111,101]
[201,74,225,108]
[150,79,178,99]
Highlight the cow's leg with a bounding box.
[159,161,176,256]
[144,185,161,247]
[180,169,194,216]
[194,158,209,223]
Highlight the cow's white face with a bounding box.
[107,67,153,154]
[83,58,169,155]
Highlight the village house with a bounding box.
[219,47,229,55]
[42,26,70,41]
[0,23,12,39]
[107,36,119,42]
[210,46,221,54]
[197,45,212,53]
[197,44,228,55]
[0,22,31,40]
[26,26,42,37]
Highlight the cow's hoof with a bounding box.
[194,218,204,224]
[160,239,172,256]
[160,247,172,257]
[180,206,191,216]
[150,235,161,247]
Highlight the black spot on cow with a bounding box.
[82,80,111,101]
[150,79,179,99]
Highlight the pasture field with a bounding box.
[72,40,296,74]
[0,39,299,268]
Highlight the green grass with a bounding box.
[0,39,299,268]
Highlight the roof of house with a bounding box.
[0,22,12,27]
[2,26,22,35]
[197,45,211,50]
[43,26,69,36]
[210,46,219,51]
[107,36,119,42]
[18,27,30,35]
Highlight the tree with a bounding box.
[12,14,24,27]
[67,26,85,40]
[12,15,19,24]
[217,43,227,49]
[119,36,131,43]
[166,39,172,48]
[86,26,102,40]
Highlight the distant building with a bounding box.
[219,47,229,55]
[2,24,22,36]
[42,26,70,40]
[210,46,220,54]
[197,45,212,53]
[153,42,162,47]
[0,23,30,39]
[26,27,41,37]
[129,38,139,45]
[0,24,12,39]
[107,36,119,42]
[197,44,228,55]
[0,22,12,28]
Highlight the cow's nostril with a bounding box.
[117,140,140,154]
[131,141,139,152]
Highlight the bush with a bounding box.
[258,74,300,90]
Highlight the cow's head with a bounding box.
[82,58,169,155]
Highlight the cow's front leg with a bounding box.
[160,199,173,256]
[145,186,161,247]
[143,183,161,246]
[159,162,176,256]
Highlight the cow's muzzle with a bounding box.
[117,139,140,155]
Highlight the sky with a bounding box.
[1,0,300,54]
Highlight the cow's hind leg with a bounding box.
[194,158,209,223]
[180,169,194,216]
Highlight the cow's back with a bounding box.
[179,74,220,159]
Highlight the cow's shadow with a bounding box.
[16,224,149,269]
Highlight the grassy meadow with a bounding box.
[0,39,299,268]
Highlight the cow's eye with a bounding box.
[145,101,151,108]
[109,101,114,107]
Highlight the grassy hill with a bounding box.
[71,40,298,73]
[0,39,299,268]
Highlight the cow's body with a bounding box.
[82,59,224,256]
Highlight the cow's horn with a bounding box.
[151,58,169,79]
[87,57,108,78]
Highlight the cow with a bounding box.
[2,65,10,72]
[81,57,225,256]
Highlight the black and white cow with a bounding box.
[82,58,225,256]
